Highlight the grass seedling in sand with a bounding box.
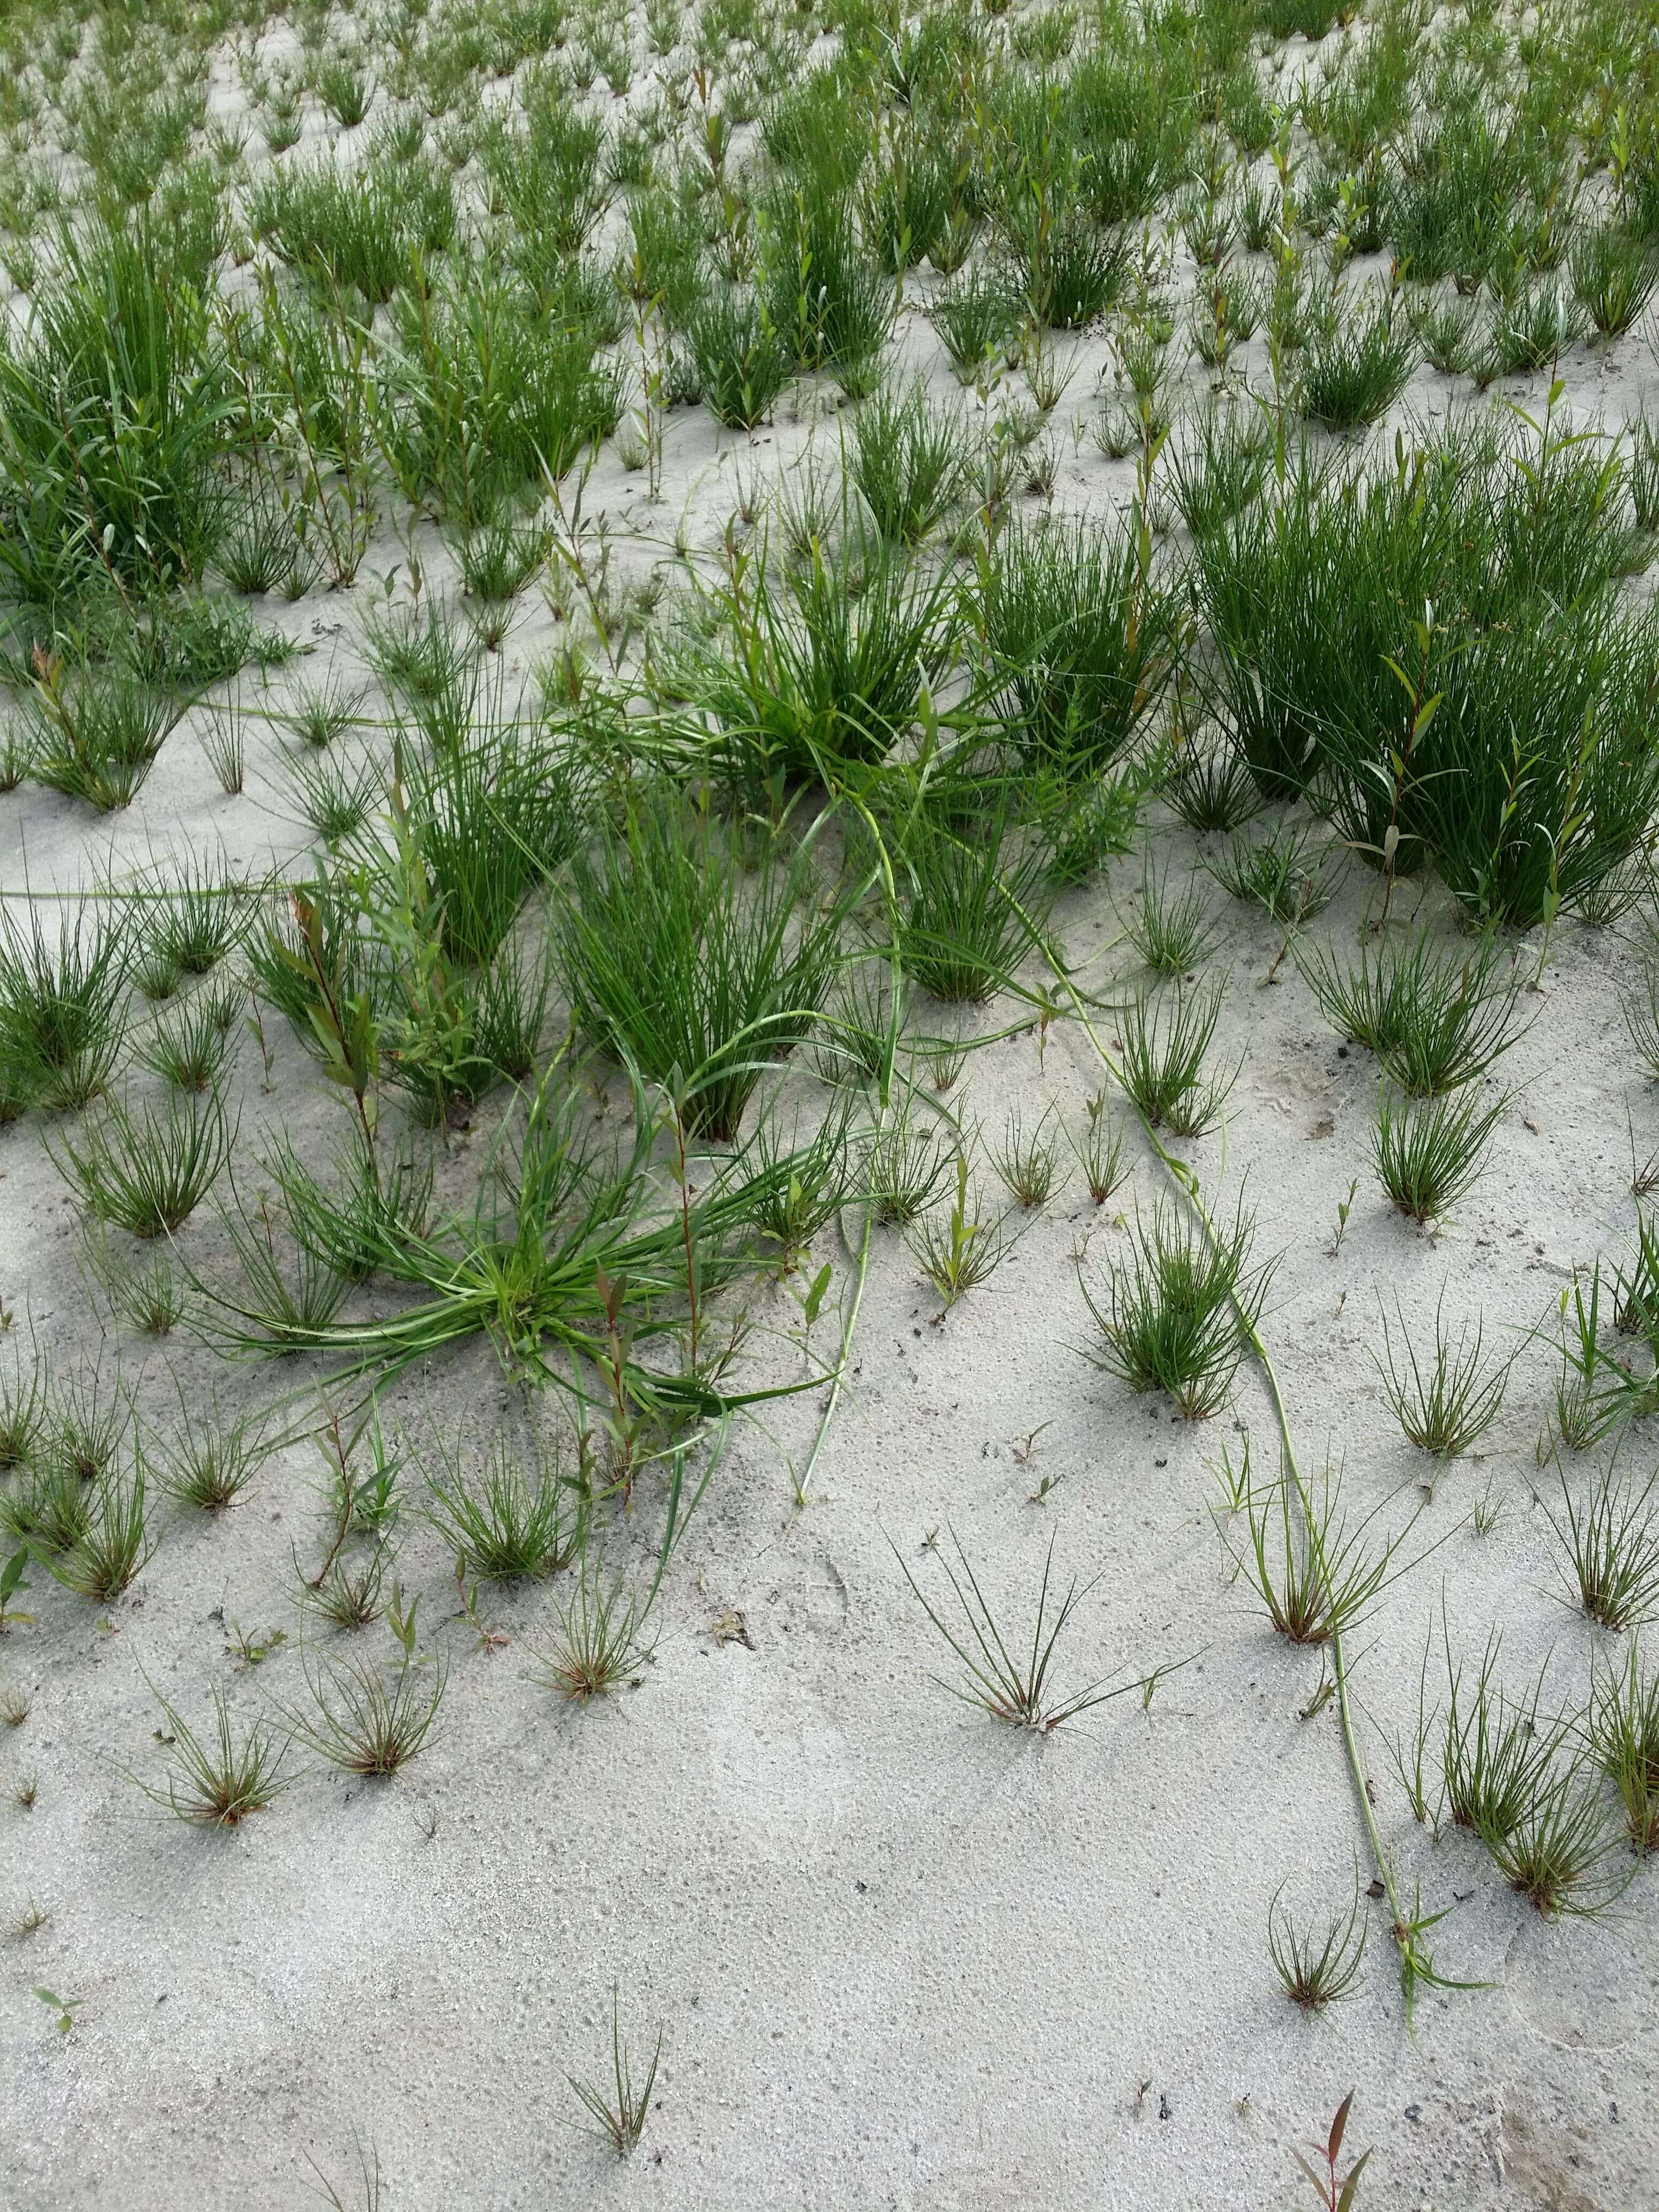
[1546,1463,1659,1631]
[526,1552,656,1702]
[1230,1446,1426,1645]
[1163,739,1261,834]
[1481,1756,1627,1918]
[1298,931,1526,1096]
[1116,978,1237,1138]
[1590,1640,1659,1850]
[1298,298,1416,429]
[283,1647,446,1777]
[419,1426,584,1582]
[907,1154,1008,1311]
[150,1398,268,1513]
[0,902,128,1113]
[1081,1195,1271,1419]
[1441,1630,1570,1841]
[893,1529,1156,1733]
[1123,849,1218,978]
[303,2137,385,2212]
[989,1104,1064,1210]
[850,377,967,547]
[1068,1091,1128,1206]
[41,1462,152,1602]
[49,1084,233,1238]
[1207,825,1337,926]
[893,802,1050,1005]
[560,796,842,1141]
[136,977,243,1094]
[1373,1289,1511,1463]
[863,1103,953,1228]
[748,1100,855,1265]
[138,1682,291,1826]
[1372,1085,1504,1224]
[1268,1868,1367,2009]
[567,1987,660,2157]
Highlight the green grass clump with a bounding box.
[1081,1194,1271,1418]
[980,513,1176,780]
[559,796,843,1140]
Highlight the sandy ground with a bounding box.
[2,10,1658,2209]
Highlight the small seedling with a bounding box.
[567,1987,661,2158]
[1291,2092,1370,2211]
[33,1987,80,2034]
[1124,850,1218,978]
[139,1684,292,1826]
[525,1552,656,1703]
[1589,1639,1659,1851]
[1081,1195,1271,1419]
[1330,1178,1358,1257]
[1117,977,1238,1137]
[16,1769,38,1809]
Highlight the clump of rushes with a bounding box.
[150,1397,268,1512]
[1590,1640,1659,1850]
[676,531,957,791]
[137,1683,290,1826]
[930,267,1020,381]
[1373,1289,1511,1462]
[892,800,1050,1004]
[41,1462,151,1602]
[1267,1870,1367,2010]
[1571,224,1659,338]
[863,1102,953,1226]
[1372,1083,1504,1223]
[1116,977,1237,1137]
[849,377,966,547]
[419,1425,583,1582]
[1081,1194,1271,1418]
[1441,1631,1565,1839]
[989,1104,1064,1210]
[1162,738,1261,835]
[907,1153,1008,1311]
[136,977,242,1094]
[1068,1091,1128,1206]
[27,660,183,810]
[1298,930,1526,1096]
[980,513,1177,780]
[0,1350,46,1473]
[283,1646,446,1776]
[1124,850,1217,979]
[1207,826,1338,926]
[567,1988,661,2159]
[1230,1447,1424,1645]
[1546,1464,1659,1632]
[685,287,790,429]
[893,1530,1158,1733]
[1481,1755,1627,1919]
[527,1552,656,1702]
[0,902,127,1112]
[559,796,843,1141]
[1298,296,1416,429]
[748,1100,854,1264]
[48,1084,233,1237]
